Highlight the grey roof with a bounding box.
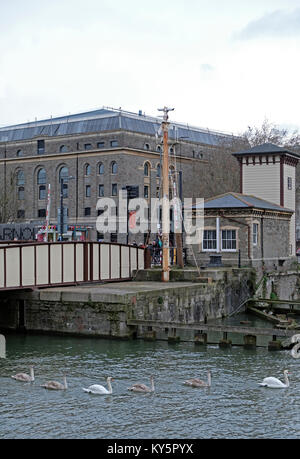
[233,142,300,158]
[193,192,293,213]
[0,107,237,146]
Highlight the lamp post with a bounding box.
[59,176,75,241]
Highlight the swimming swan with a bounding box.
[83,377,114,394]
[184,370,212,388]
[128,376,155,393]
[41,375,68,390]
[11,366,35,382]
[258,370,290,388]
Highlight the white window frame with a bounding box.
[221,229,237,252]
[202,229,217,252]
[253,223,259,246]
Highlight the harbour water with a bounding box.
[0,331,299,439]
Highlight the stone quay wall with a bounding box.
[0,268,254,340]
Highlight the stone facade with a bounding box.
[0,108,240,242]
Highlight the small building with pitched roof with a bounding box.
[187,191,294,270]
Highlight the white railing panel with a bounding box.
[63,244,75,283]
[130,247,137,272]
[0,250,5,288]
[121,246,130,278]
[50,244,62,284]
[100,244,109,280]
[93,243,99,281]
[36,245,49,285]
[6,247,20,288]
[138,248,144,270]
[76,244,84,282]
[21,246,35,286]
[111,245,120,279]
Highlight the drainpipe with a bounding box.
[219,212,252,262]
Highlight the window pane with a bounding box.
[39,185,46,200]
[112,184,117,196]
[99,163,104,174]
[37,168,46,185]
[99,185,104,197]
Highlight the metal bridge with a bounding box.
[0,241,145,291]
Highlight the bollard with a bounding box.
[268,340,282,351]
[244,334,257,350]
[143,330,156,341]
[168,328,180,344]
[219,339,232,349]
[194,332,207,345]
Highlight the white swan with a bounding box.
[11,366,34,382]
[41,375,68,390]
[128,376,155,393]
[258,370,290,388]
[83,377,114,395]
[184,370,212,388]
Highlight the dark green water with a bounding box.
[0,332,299,439]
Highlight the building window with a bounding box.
[110,140,119,148]
[99,184,104,197]
[60,145,68,153]
[144,162,150,176]
[288,177,293,190]
[84,207,91,216]
[85,164,91,176]
[39,185,46,200]
[112,184,118,196]
[97,142,105,149]
[37,168,46,185]
[38,209,46,218]
[84,143,92,150]
[17,149,23,157]
[16,170,25,186]
[203,230,217,251]
[157,145,161,152]
[111,161,118,174]
[253,223,259,246]
[222,230,237,251]
[144,185,149,198]
[17,209,25,219]
[144,143,150,150]
[59,166,69,198]
[97,232,104,241]
[37,140,45,155]
[99,163,104,175]
[85,185,91,197]
[18,187,25,200]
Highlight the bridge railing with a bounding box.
[0,242,145,291]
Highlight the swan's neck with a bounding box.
[107,380,113,393]
[63,376,68,389]
[207,372,211,387]
[150,378,155,391]
[30,368,35,381]
[284,373,289,387]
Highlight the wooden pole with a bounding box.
[159,106,174,282]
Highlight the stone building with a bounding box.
[0,107,240,242]
[187,192,294,271]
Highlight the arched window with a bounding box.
[144,162,150,176]
[37,168,46,185]
[16,170,25,186]
[144,143,150,151]
[18,187,25,200]
[157,145,161,153]
[85,164,91,176]
[60,145,68,153]
[99,163,104,175]
[111,161,118,174]
[59,166,69,198]
[17,149,23,157]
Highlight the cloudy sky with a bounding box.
[0,0,299,135]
